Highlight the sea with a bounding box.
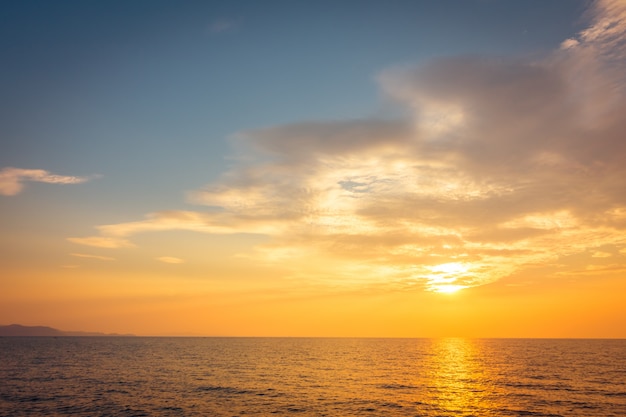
[0,337,625,416]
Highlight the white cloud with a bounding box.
[0,167,97,196]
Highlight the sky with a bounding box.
[2,0,626,337]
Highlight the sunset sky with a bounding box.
[2,0,626,337]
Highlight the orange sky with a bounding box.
[2,232,626,337]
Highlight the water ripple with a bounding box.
[0,338,624,416]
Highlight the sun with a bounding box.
[425,263,469,293]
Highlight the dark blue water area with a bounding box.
[1,338,625,416]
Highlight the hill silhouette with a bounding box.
[0,324,134,337]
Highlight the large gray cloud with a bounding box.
[71,0,626,293]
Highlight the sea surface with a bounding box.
[1,337,625,416]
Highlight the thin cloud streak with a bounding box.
[0,167,98,196]
[67,236,135,249]
[564,0,626,60]
[70,253,116,261]
[156,256,185,264]
[69,0,626,292]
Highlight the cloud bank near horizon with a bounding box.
[69,0,626,292]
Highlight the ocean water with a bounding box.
[0,338,625,416]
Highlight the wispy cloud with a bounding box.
[0,167,98,196]
[156,256,185,264]
[69,0,626,292]
[67,236,134,249]
[562,0,626,59]
[68,210,282,249]
[70,253,116,261]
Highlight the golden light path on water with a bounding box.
[2,337,626,415]
[425,338,497,414]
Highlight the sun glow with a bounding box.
[425,263,470,293]
[433,284,466,294]
[429,262,469,275]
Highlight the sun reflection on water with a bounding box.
[425,338,495,415]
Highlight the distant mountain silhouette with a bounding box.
[0,324,134,337]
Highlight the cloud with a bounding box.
[67,236,134,249]
[70,253,116,261]
[560,38,579,50]
[0,167,97,196]
[156,256,185,264]
[562,0,626,60]
[70,0,626,292]
[70,210,283,241]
